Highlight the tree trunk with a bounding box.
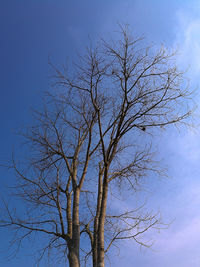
[68,245,80,267]
[92,219,98,267]
[93,164,103,267]
[68,187,80,267]
[97,171,108,267]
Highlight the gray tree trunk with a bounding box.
[68,187,80,267]
[68,245,80,267]
[97,174,108,267]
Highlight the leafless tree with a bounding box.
[0,25,194,267]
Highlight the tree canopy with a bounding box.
[0,26,194,267]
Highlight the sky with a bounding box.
[1,0,200,266]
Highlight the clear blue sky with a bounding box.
[1,0,200,266]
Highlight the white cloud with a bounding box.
[174,8,200,81]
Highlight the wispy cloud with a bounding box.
[174,6,200,81]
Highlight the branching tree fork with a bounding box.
[0,26,194,267]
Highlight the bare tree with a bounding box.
[0,25,194,267]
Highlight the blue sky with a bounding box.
[1,0,200,266]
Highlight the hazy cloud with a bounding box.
[175,6,200,81]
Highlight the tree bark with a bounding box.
[93,164,103,267]
[68,245,80,267]
[92,217,98,267]
[68,187,80,267]
[97,170,108,267]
